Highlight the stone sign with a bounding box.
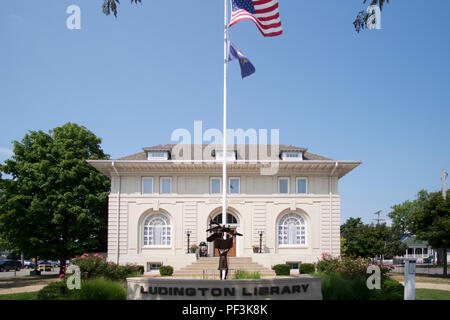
[127,276,322,300]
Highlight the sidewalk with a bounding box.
[0,275,59,295]
[399,281,450,291]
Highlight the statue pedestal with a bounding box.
[127,276,322,300]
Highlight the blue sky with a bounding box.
[1,1,449,224]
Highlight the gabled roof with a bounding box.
[401,235,429,247]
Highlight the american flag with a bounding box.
[229,0,283,37]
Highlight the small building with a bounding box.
[88,144,360,273]
[400,235,435,263]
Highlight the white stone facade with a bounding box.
[88,146,360,272]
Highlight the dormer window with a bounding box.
[215,151,237,161]
[281,152,303,161]
[147,152,169,161]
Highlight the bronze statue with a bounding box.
[206,220,243,280]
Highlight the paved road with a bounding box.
[0,268,60,277]
[393,266,446,275]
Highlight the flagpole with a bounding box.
[222,0,228,229]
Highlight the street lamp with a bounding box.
[258,229,264,253]
[186,229,192,254]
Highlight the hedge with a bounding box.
[273,264,290,276]
[299,263,315,275]
[160,265,174,276]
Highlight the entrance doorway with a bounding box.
[213,227,237,257]
[209,213,239,257]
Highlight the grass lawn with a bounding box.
[416,288,450,300]
[0,291,39,300]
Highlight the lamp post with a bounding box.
[186,229,191,254]
[258,229,264,253]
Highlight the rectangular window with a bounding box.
[148,152,169,160]
[147,262,162,272]
[278,177,289,194]
[210,178,222,195]
[216,151,236,161]
[282,152,302,160]
[296,178,308,194]
[229,177,240,194]
[286,262,300,270]
[160,177,172,194]
[142,178,153,194]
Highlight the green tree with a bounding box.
[410,190,450,276]
[0,123,110,273]
[102,0,142,18]
[374,223,407,260]
[341,217,406,259]
[340,236,348,257]
[388,200,416,235]
[341,217,367,257]
[353,0,390,33]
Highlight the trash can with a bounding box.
[199,242,208,257]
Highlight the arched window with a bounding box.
[143,214,171,247]
[212,213,238,225]
[278,213,306,246]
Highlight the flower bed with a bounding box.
[316,253,402,300]
[64,253,144,281]
[317,253,394,279]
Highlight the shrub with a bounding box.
[316,254,341,274]
[121,264,145,278]
[273,264,290,276]
[159,265,174,276]
[316,253,393,279]
[71,278,127,300]
[70,253,143,281]
[37,281,71,300]
[320,272,404,300]
[73,254,105,279]
[371,278,404,300]
[320,272,372,300]
[299,263,315,275]
[234,270,261,279]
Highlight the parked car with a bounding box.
[37,261,54,272]
[49,260,60,268]
[0,259,21,272]
[23,260,36,269]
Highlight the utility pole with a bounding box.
[372,210,385,264]
[372,210,385,225]
[441,169,448,277]
[442,169,447,200]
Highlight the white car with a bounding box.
[23,260,36,269]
